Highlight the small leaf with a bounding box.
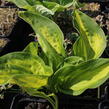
[73,10,107,60]
[49,58,109,95]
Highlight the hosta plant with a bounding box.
[0,0,109,109]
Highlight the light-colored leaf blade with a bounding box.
[73,10,107,60]
[0,51,53,88]
[19,11,64,71]
[19,11,65,56]
[49,58,109,95]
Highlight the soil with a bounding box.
[0,38,9,52]
[0,8,18,37]
[0,18,35,56]
[0,0,18,52]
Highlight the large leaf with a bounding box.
[19,11,65,71]
[73,10,107,60]
[19,11,65,56]
[49,58,109,95]
[0,52,53,89]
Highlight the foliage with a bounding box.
[1,0,109,108]
[7,0,81,15]
[73,10,106,60]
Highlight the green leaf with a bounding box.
[19,11,65,56]
[23,42,38,55]
[0,52,52,75]
[0,52,53,89]
[49,58,109,95]
[73,10,107,60]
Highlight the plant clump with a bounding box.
[0,0,108,109]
